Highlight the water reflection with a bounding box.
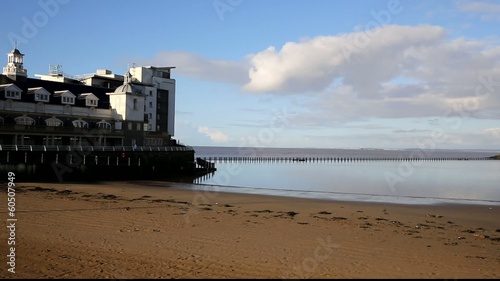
[191,160,500,205]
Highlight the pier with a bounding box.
[0,144,200,181]
[198,155,494,163]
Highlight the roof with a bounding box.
[0,83,21,91]
[78,93,99,100]
[27,87,45,93]
[53,90,76,98]
[0,74,112,109]
[10,48,23,56]
[112,73,145,95]
[113,83,145,95]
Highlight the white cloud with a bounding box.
[145,24,500,127]
[198,126,231,143]
[243,24,448,94]
[240,24,500,124]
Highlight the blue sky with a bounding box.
[1,0,500,149]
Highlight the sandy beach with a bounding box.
[0,180,499,279]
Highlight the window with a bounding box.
[149,113,152,119]
[86,99,98,107]
[62,96,75,105]
[72,120,89,128]
[128,122,132,130]
[136,123,141,131]
[80,93,99,107]
[157,103,160,109]
[45,117,62,127]
[97,121,111,129]
[35,93,49,102]
[133,99,137,110]
[146,138,163,146]
[14,116,35,126]
[149,102,153,108]
[5,90,21,99]
[157,114,160,120]
[149,90,153,96]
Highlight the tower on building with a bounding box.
[2,47,28,82]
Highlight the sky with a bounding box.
[1,0,499,150]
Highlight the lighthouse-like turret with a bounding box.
[2,47,28,81]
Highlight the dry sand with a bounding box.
[0,180,499,279]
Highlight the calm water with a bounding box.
[187,146,500,205]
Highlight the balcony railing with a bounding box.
[0,144,194,152]
[0,124,123,135]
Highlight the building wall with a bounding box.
[126,93,145,122]
[164,81,175,136]
[108,94,126,119]
[122,120,144,146]
[108,93,145,122]
[143,86,157,132]
[130,66,176,136]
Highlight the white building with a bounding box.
[0,47,179,147]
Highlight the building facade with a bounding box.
[0,48,178,148]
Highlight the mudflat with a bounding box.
[1,181,499,278]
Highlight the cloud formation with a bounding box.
[198,126,231,143]
[147,24,500,126]
[244,25,446,94]
[242,24,500,123]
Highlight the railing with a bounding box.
[0,124,124,135]
[0,144,194,152]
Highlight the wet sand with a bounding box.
[0,181,499,278]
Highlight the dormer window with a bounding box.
[54,90,76,105]
[6,91,21,99]
[1,84,22,100]
[35,93,49,101]
[27,87,51,102]
[62,96,75,104]
[78,93,99,107]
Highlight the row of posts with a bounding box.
[2,151,140,166]
[201,156,492,163]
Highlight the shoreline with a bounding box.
[1,180,499,278]
[186,181,500,207]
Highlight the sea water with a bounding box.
[185,146,500,205]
